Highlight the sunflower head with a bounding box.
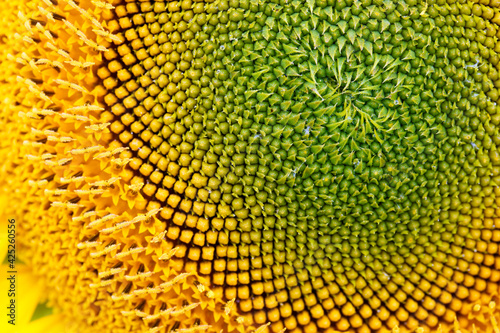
[3,0,500,333]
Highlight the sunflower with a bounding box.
[2,0,500,332]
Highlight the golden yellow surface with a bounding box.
[2,1,500,333]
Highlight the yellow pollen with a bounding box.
[224,299,235,316]
[98,267,126,279]
[124,270,154,281]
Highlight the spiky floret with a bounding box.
[4,0,500,333]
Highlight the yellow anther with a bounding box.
[76,30,89,42]
[22,35,35,44]
[195,281,205,293]
[45,41,57,51]
[159,247,179,260]
[69,104,104,112]
[28,179,48,187]
[147,326,165,333]
[23,140,43,147]
[38,6,54,22]
[111,158,131,167]
[170,303,200,316]
[142,313,161,322]
[146,208,163,219]
[65,60,94,69]
[143,307,176,322]
[91,0,115,10]
[473,304,481,312]
[111,294,126,302]
[24,112,41,119]
[36,58,64,69]
[26,154,50,161]
[38,90,52,102]
[42,0,54,7]
[59,113,90,122]
[54,47,72,60]
[75,189,106,195]
[55,157,73,166]
[47,135,74,143]
[71,210,102,223]
[44,160,58,167]
[15,57,27,65]
[18,111,37,120]
[70,146,102,155]
[20,52,32,63]
[35,22,55,42]
[90,177,121,187]
[89,279,112,289]
[31,108,56,117]
[159,273,191,290]
[83,37,108,52]
[132,285,163,297]
[116,247,146,260]
[103,209,161,234]
[235,317,245,324]
[90,243,120,258]
[60,176,86,185]
[206,290,215,298]
[30,128,56,136]
[87,213,117,228]
[84,210,103,218]
[120,310,135,316]
[17,11,26,21]
[93,151,112,159]
[490,301,497,309]
[42,153,56,160]
[66,0,81,11]
[98,267,125,279]
[93,29,122,43]
[44,188,69,196]
[36,58,49,65]
[100,224,125,234]
[94,147,129,159]
[123,269,153,281]
[76,241,101,249]
[52,60,65,68]
[134,310,148,318]
[28,59,39,73]
[128,182,144,194]
[86,123,110,132]
[150,230,166,243]
[16,75,32,85]
[54,79,89,93]
[17,11,32,34]
[224,298,235,316]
